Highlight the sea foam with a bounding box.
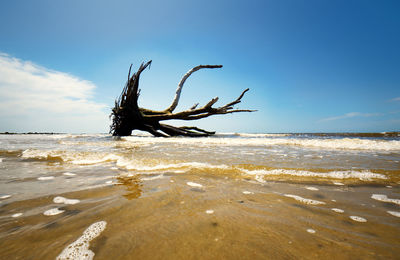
[56,221,107,260]
[387,211,400,217]
[44,208,65,216]
[53,196,80,205]
[241,168,387,181]
[284,194,325,205]
[122,135,400,151]
[350,216,367,222]
[371,194,400,205]
[187,182,203,188]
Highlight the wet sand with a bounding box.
[1,170,399,259]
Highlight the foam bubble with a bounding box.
[205,210,214,214]
[56,221,107,260]
[305,187,319,191]
[331,208,344,213]
[63,172,76,176]
[371,194,400,205]
[0,194,11,199]
[333,182,345,186]
[284,194,325,205]
[38,176,55,181]
[242,191,254,194]
[187,182,203,188]
[53,196,80,205]
[307,229,316,234]
[387,211,400,217]
[12,213,23,218]
[350,216,367,222]
[44,208,65,216]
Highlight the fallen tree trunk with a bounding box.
[110,61,256,137]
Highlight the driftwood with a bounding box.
[110,61,255,137]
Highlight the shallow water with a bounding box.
[0,133,399,259]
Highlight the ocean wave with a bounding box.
[122,136,400,151]
[18,148,390,183]
[240,168,387,181]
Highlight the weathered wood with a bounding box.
[110,61,256,137]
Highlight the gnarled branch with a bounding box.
[164,65,222,113]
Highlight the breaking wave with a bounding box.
[122,136,400,151]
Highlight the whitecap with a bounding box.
[56,221,107,260]
[350,216,367,222]
[284,194,325,205]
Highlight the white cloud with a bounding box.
[0,53,108,133]
[390,97,400,102]
[319,112,382,122]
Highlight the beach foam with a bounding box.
[331,208,344,213]
[387,211,400,217]
[350,216,367,222]
[53,196,80,205]
[38,176,55,181]
[284,194,325,205]
[371,194,400,205]
[305,187,319,191]
[63,172,76,176]
[307,229,316,234]
[242,191,254,194]
[206,210,214,214]
[0,194,11,199]
[44,208,65,216]
[56,221,107,260]
[187,182,203,188]
[12,213,23,218]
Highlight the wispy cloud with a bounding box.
[0,53,108,133]
[390,97,400,102]
[319,112,382,122]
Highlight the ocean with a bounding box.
[0,133,399,259]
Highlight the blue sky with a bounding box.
[0,0,399,133]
